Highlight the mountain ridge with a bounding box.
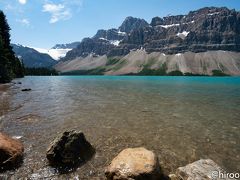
[12,42,81,67]
[61,6,240,62]
[12,44,57,68]
[52,42,81,49]
[55,6,240,76]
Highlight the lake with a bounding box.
[0,76,240,179]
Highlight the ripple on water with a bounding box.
[0,76,240,178]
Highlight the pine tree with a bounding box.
[0,33,12,83]
[0,10,24,83]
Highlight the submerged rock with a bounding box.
[0,132,24,170]
[174,159,224,180]
[105,147,162,180]
[46,130,95,166]
[21,88,31,92]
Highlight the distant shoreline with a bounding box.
[59,69,230,77]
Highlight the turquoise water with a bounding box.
[0,76,239,178]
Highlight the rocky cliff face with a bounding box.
[63,38,115,59]
[62,16,149,60]
[119,16,149,33]
[124,7,240,54]
[57,7,240,76]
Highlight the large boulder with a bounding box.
[174,159,225,180]
[46,130,95,166]
[0,132,24,170]
[105,147,162,180]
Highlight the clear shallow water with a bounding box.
[0,76,240,179]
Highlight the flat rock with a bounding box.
[175,159,228,180]
[46,130,95,166]
[0,132,24,170]
[105,147,162,180]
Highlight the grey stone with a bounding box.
[175,159,230,180]
[46,130,95,166]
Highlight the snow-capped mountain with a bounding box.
[12,44,57,68]
[56,7,240,76]
[32,47,72,60]
[33,42,80,60]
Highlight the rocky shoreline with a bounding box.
[0,130,232,179]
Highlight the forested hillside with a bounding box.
[0,10,24,83]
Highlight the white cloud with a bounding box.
[43,3,64,13]
[17,18,30,26]
[43,3,72,24]
[18,0,27,5]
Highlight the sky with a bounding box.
[0,0,240,49]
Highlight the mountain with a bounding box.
[12,42,80,68]
[61,17,149,60]
[56,7,240,76]
[52,42,81,49]
[12,44,57,68]
[33,42,80,60]
[119,16,149,33]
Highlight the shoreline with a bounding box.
[0,84,10,92]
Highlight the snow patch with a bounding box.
[177,31,189,39]
[176,53,182,56]
[159,24,180,29]
[118,30,126,35]
[99,38,121,46]
[48,49,72,60]
[208,12,220,16]
[32,47,72,60]
[183,21,195,25]
[99,37,108,41]
[110,40,121,46]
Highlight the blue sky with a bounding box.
[0,0,240,49]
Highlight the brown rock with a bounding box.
[105,147,162,180]
[0,132,24,170]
